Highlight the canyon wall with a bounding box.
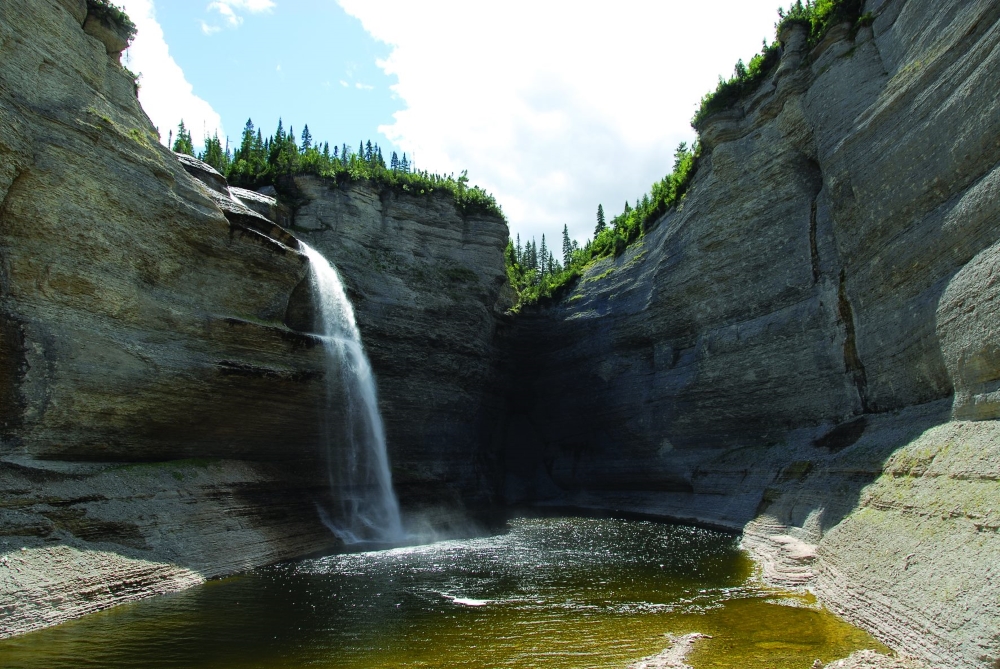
[0,0,508,636]
[502,1,1000,666]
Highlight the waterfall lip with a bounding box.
[302,242,405,545]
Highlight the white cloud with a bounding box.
[338,0,781,246]
[206,0,275,30]
[355,82,374,90]
[123,0,224,147]
[199,20,221,35]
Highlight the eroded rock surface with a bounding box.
[503,2,1000,667]
[0,0,508,636]
[288,175,511,514]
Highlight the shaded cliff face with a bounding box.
[0,0,509,637]
[286,176,511,514]
[504,0,1000,518]
[501,1,1000,666]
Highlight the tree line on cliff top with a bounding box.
[504,0,871,309]
[170,118,502,220]
[171,0,868,310]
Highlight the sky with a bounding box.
[123,0,783,248]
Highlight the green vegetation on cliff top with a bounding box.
[86,0,137,44]
[174,118,503,220]
[509,0,870,310]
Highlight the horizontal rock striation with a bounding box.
[502,1,1000,666]
[0,0,508,637]
[287,175,511,514]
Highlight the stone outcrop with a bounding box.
[1,0,998,666]
[0,0,508,637]
[287,175,511,513]
[501,1,1000,667]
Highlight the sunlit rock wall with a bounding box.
[0,0,509,637]
[501,1,1000,666]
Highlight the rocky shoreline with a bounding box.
[1,1,999,667]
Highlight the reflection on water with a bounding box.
[0,518,886,668]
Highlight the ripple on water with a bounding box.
[0,517,888,668]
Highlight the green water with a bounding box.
[0,518,887,668]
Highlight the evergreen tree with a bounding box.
[301,124,312,151]
[562,224,571,266]
[390,151,399,170]
[400,153,410,173]
[515,233,522,265]
[333,145,339,160]
[237,118,255,162]
[358,141,365,160]
[595,204,606,236]
[539,235,548,276]
[365,140,374,162]
[200,132,227,173]
[172,120,194,156]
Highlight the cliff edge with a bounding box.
[0,0,508,636]
[502,1,1000,666]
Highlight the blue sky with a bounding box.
[125,0,782,247]
[130,0,400,156]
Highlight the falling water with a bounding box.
[301,243,404,544]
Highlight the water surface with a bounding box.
[0,517,887,668]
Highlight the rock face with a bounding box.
[0,0,508,637]
[287,176,511,514]
[2,0,999,666]
[502,1,1000,667]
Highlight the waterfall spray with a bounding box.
[301,243,404,544]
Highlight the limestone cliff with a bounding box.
[0,0,508,636]
[501,1,1000,667]
[287,175,510,514]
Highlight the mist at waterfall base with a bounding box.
[301,243,405,545]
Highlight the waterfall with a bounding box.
[301,243,404,544]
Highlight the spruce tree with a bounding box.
[390,151,399,170]
[515,234,522,265]
[595,204,606,236]
[400,153,410,173]
[539,235,548,276]
[238,118,254,162]
[300,124,312,151]
[200,132,227,172]
[562,224,571,266]
[172,120,194,156]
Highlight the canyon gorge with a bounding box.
[1,0,999,667]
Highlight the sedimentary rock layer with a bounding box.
[288,175,511,513]
[502,2,1000,666]
[0,0,508,636]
